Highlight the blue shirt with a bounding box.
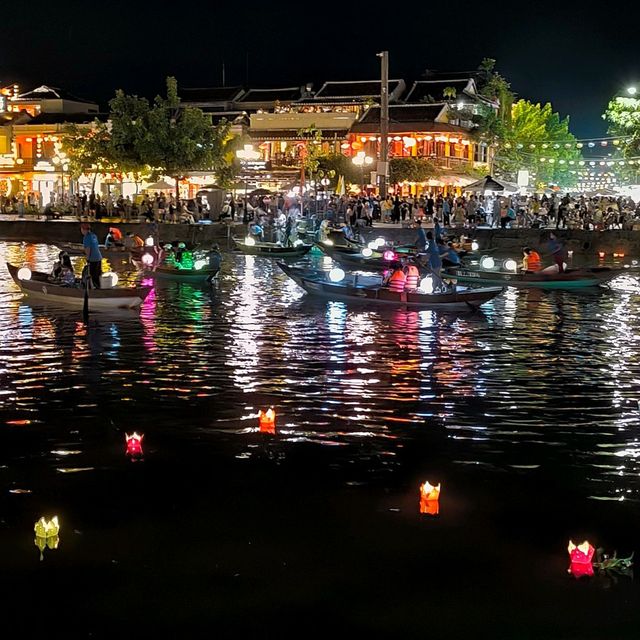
[434,222,443,240]
[416,227,427,249]
[426,240,442,269]
[83,232,102,262]
[446,248,461,264]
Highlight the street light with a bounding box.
[52,151,68,203]
[236,144,261,223]
[352,151,374,193]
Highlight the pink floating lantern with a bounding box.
[383,250,396,261]
[419,481,441,515]
[125,432,144,457]
[567,540,595,578]
[258,408,276,434]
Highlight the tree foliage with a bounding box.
[603,96,640,157]
[389,157,439,184]
[62,121,114,180]
[316,153,361,185]
[493,100,580,187]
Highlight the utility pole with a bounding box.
[377,51,389,200]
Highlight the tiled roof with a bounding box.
[405,80,473,103]
[23,112,106,125]
[181,86,245,103]
[237,87,302,103]
[351,104,467,134]
[13,85,97,105]
[312,79,404,99]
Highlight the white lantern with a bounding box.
[100,272,119,288]
[194,259,207,270]
[293,239,304,247]
[471,241,479,251]
[504,259,518,272]
[141,253,154,266]
[367,241,377,250]
[322,239,334,246]
[362,248,373,257]
[328,268,345,283]
[245,236,256,246]
[17,267,31,281]
[375,237,386,248]
[418,276,434,294]
[481,256,495,270]
[145,237,154,247]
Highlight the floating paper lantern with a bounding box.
[471,241,479,251]
[419,481,441,515]
[194,259,207,270]
[141,252,154,266]
[145,237,154,247]
[598,251,605,259]
[568,540,595,578]
[367,241,377,250]
[375,237,386,248]
[125,432,144,457]
[362,247,373,257]
[17,267,31,281]
[245,236,256,247]
[329,268,345,283]
[34,516,60,539]
[258,407,276,434]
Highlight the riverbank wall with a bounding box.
[1,219,639,258]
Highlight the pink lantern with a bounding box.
[567,540,595,578]
[383,250,396,261]
[125,432,144,457]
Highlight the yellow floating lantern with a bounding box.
[34,516,60,561]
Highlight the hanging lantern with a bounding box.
[258,408,276,434]
[568,540,595,578]
[125,432,144,457]
[419,481,441,515]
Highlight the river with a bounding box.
[0,241,639,637]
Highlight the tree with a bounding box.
[63,120,115,192]
[492,100,580,187]
[316,153,361,186]
[476,58,513,124]
[138,77,230,201]
[389,157,439,184]
[603,95,640,157]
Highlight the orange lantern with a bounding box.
[258,408,276,434]
[419,481,441,515]
[568,540,595,578]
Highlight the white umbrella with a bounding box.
[146,179,175,191]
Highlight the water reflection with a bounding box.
[0,242,638,505]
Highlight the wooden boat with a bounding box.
[316,242,399,271]
[233,236,312,258]
[442,264,627,289]
[7,263,151,310]
[278,263,503,309]
[55,242,140,261]
[145,264,219,283]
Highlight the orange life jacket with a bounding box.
[133,235,144,248]
[110,227,123,241]
[389,269,407,292]
[525,251,542,272]
[404,265,420,289]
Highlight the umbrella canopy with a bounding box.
[465,175,518,193]
[146,179,175,191]
[585,188,617,197]
[249,188,274,196]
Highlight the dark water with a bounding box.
[1,241,640,638]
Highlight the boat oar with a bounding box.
[83,266,90,323]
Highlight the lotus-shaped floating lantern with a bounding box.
[419,481,441,515]
[568,540,595,578]
[258,408,276,434]
[125,432,144,457]
[34,516,60,561]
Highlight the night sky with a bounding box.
[4,1,639,138]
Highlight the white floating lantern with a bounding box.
[375,237,386,248]
[367,241,377,250]
[194,259,207,270]
[141,253,154,266]
[17,267,32,281]
[471,241,479,251]
[145,237,154,247]
[481,256,495,270]
[362,247,373,257]
[329,268,345,283]
[245,236,256,246]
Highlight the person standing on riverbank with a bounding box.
[81,223,103,288]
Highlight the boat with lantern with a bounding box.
[233,236,313,258]
[7,263,151,310]
[315,241,407,271]
[133,251,220,283]
[278,263,503,309]
[55,242,143,262]
[443,257,627,289]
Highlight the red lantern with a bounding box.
[419,481,440,515]
[258,408,276,434]
[125,432,144,457]
[567,540,595,578]
[598,251,606,259]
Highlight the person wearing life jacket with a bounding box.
[522,246,542,272]
[386,262,407,292]
[403,261,420,290]
[110,227,123,243]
